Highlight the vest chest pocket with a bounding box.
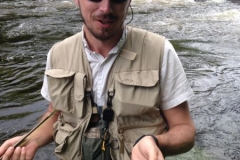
[46,69,86,118]
[53,119,87,160]
[113,70,160,117]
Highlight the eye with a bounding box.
[89,0,102,2]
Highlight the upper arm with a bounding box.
[47,102,61,117]
[160,40,194,110]
[42,103,60,124]
[41,49,52,102]
[162,101,195,130]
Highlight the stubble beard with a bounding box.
[80,13,124,41]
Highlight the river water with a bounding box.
[0,0,239,159]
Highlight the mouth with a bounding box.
[99,19,113,24]
[98,19,114,28]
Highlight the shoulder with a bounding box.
[126,26,166,60]
[127,26,165,42]
[50,32,83,59]
[53,32,83,49]
[127,26,165,40]
[162,39,187,72]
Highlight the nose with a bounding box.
[99,0,113,14]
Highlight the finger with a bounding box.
[0,141,13,156]
[0,136,23,156]
[148,151,158,160]
[20,147,26,160]
[157,151,164,160]
[2,147,14,160]
[148,146,164,160]
[12,147,21,160]
[149,149,164,160]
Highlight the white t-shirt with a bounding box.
[41,27,193,110]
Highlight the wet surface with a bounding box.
[0,0,240,159]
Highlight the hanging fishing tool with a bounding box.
[0,110,57,160]
[101,90,115,152]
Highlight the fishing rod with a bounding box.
[0,110,57,160]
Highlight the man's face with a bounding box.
[75,0,131,41]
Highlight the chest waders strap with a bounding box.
[82,90,113,160]
[86,91,102,124]
[81,119,112,160]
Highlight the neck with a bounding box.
[83,26,124,58]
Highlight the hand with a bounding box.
[131,136,164,160]
[0,136,38,160]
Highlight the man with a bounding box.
[0,0,196,159]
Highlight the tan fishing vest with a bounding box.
[45,26,167,160]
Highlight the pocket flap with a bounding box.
[74,72,86,101]
[45,69,75,78]
[114,70,159,87]
[55,123,73,145]
[54,123,73,153]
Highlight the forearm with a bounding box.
[26,105,59,148]
[0,104,59,159]
[157,123,196,156]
